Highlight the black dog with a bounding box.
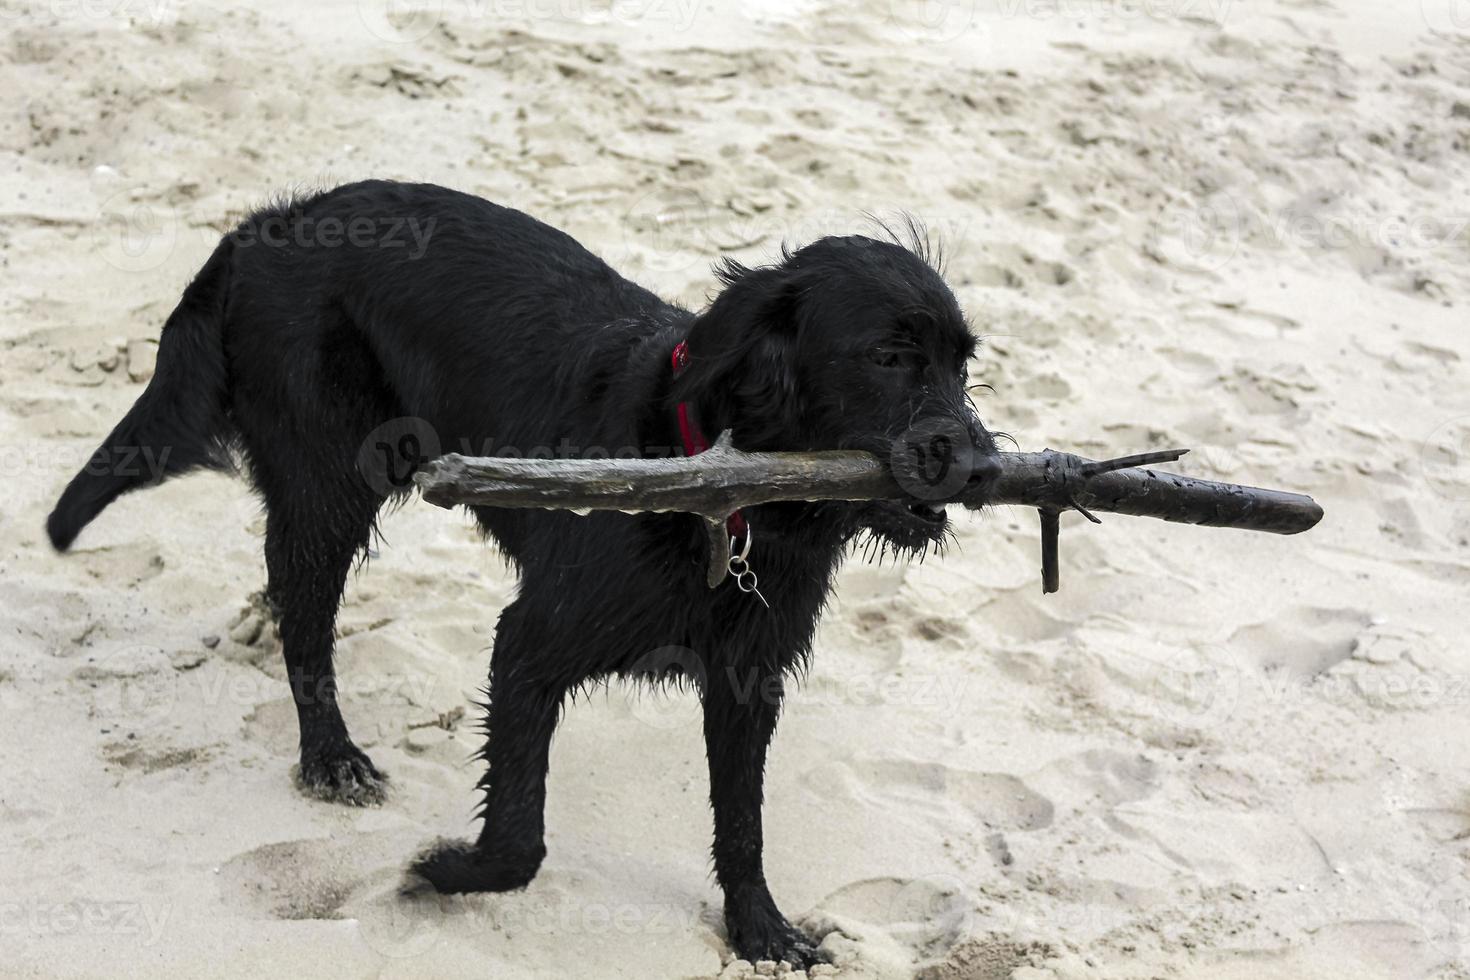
[48,180,993,967]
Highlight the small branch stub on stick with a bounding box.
[414,432,1324,592]
[1039,509,1061,595]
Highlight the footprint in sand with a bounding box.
[1017,372,1072,402]
[217,837,374,921]
[815,875,978,968]
[814,874,1042,974]
[981,595,1075,645]
[971,262,1024,289]
[102,742,213,775]
[220,833,538,960]
[1031,747,1161,810]
[217,830,448,951]
[1228,605,1365,678]
[813,755,1054,832]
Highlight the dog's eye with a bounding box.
[866,348,901,369]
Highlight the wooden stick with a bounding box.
[413,432,1324,590]
[416,431,900,519]
[984,448,1322,536]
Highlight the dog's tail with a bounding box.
[47,238,235,552]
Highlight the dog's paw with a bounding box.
[725,892,828,970]
[294,740,387,806]
[406,838,545,895]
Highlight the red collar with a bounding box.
[671,340,749,547]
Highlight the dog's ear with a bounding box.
[671,258,804,446]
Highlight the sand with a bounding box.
[2,0,1469,977]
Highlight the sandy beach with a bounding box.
[3,0,1470,976]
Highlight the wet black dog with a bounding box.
[48,180,993,967]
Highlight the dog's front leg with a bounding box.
[411,598,560,893]
[704,665,825,968]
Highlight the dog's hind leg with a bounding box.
[411,595,563,892]
[704,666,825,968]
[260,475,388,806]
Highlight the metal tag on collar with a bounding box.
[726,527,769,608]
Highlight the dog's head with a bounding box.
[672,234,995,555]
